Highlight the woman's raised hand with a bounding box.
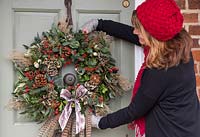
[80,19,98,34]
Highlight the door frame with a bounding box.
[134,0,144,80]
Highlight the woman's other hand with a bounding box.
[91,114,102,129]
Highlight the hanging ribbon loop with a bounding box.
[64,0,73,25]
[59,85,88,134]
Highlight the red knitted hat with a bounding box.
[136,0,183,41]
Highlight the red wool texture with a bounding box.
[128,46,149,137]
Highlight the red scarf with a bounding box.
[128,46,149,137]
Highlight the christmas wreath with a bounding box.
[9,21,131,137]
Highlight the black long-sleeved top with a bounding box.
[97,20,200,137]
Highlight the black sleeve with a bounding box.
[98,69,167,129]
[97,19,141,46]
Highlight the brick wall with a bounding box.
[176,0,200,99]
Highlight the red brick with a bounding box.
[198,64,200,74]
[188,0,200,9]
[192,39,200,48]
[192,50,200,62]
[183,13,198,23]
[194,63,198,73]
[197,88,200,101]
[189,25,200,35]
[175,0,186,9]
[196,75,200,87]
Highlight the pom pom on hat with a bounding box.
[136,0,183,41]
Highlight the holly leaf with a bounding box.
[86,48,93,54]
[87,58,97,66]
[42,32,50,38]
[69,41,80,49]
[52,47,59,52]
[62,41,71,46]
[34,33,41,43]
[101,47,109,53]
[23,44,29,49]
[83,74,90,81]
[99,84,108,94]
[29,86,48,95]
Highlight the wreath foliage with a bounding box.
[10,22,131,124]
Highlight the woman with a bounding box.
[81,0,200,136]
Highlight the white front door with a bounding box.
[0,0,143,137]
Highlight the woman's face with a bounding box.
[133,28,146,45]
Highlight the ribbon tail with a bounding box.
[59,103,72,131]
[75,102,85,134]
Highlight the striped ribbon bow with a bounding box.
[59,85,88,134]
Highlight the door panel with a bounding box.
[14,12,59,51]
[0,0,143,136]
[0,0,63,137]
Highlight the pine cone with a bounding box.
[47,66,59,77]
[90,74,101,86]
[34,74,47,87]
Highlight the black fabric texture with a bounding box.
[97,19,141,46]
[96,19,200,137]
